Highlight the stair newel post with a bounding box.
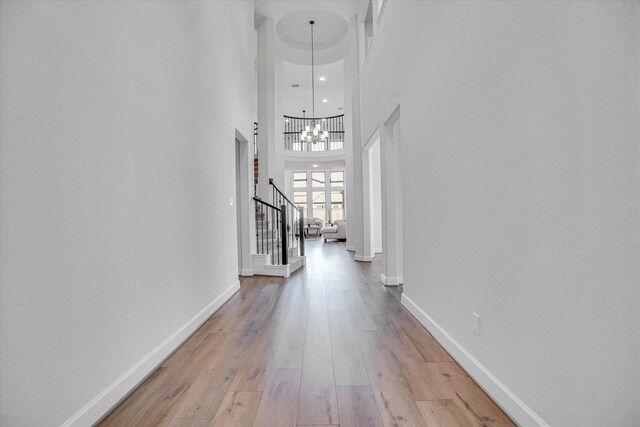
[280,204,288,265]
[298,206,305,257]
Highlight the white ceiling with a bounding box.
[276,10,348,51]
[255,1,359,25]
[256,1,359,65]
[282,60,344,117]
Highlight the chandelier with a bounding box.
[300,20,329,144]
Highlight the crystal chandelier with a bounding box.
[300,20,329,144]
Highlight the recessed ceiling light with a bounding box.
[319,76,326,81]
[322,98,328,103]
[313,164,319,168]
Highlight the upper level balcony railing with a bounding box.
[284,114,345,152]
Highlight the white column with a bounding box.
[344,16,367,261]
[344,57,355,250]
[257,18,275,200]
[257,17,285,201]
[272,48,285,192]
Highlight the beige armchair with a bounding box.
[321,219,347,241]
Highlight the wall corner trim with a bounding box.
[380,274,402,286]
[61,281,241,427]
[376,0,388,25]
[400,293,549,427]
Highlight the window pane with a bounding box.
[293,192,307,211]
[330,190,344,221]
[293,172,307,188]
[330,171,344,187]
[311,171,325,187]
[312,191,326,222]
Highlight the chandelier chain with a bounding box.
[299,20,328,145]
[310,21,315,124]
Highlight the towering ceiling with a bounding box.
[256,1,352,121]
[254,0,359,26]
[275,10,348,51]
[282,60,344,118]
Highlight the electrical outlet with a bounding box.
[472,313,480,335]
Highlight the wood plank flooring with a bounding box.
[99,240,514,427]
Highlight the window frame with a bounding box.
[291,169,346,223]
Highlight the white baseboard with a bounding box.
[346,245,356,252]
[239,268,253,276]
[374,248,382,254]
[380,273,402,286]
[400,293,549,427]
[251,254,291,277]
[354,254,374,262]
[61,281,241,427]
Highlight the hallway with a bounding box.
[100,240,513,426]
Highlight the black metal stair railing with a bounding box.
[253,122,258,197]
[253,197,290,266]
[283,114,345,152]
[269,178,305,258]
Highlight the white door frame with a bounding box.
[235,130,254,276]
[380,106,403,286]
[361,128,380,262]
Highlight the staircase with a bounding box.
[250,194,306,278]
[251,122,305,277]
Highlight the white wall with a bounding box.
[360,1,639,425]
[0,1,254,425]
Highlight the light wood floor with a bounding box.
[100,240,514,427]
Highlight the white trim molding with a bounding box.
[376,0,388,25]
[361,38,375,76]
[61,281,241,427]
[346,245,356,252]
[401,293,550,427]
[251,254,291,277]
[355,254,374,262]
[239,268,253,276]
[362,126,380,151]
[380,273,402,286]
